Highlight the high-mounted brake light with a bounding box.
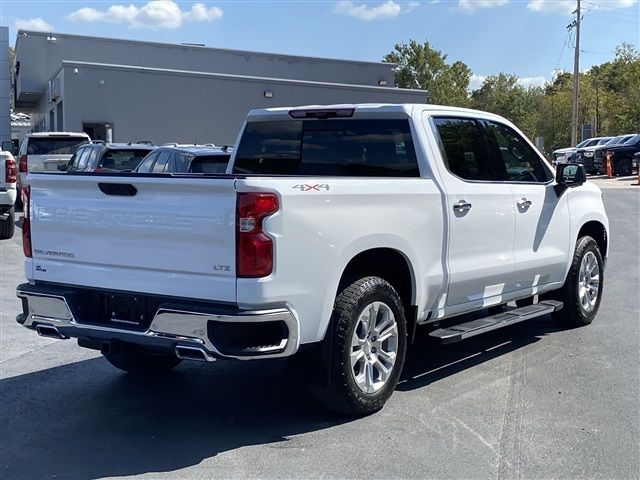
[5,158,17,184]
[18,155,28,173]
[22,186,32,258]
[236,193,278,278]
[288,108,355,119]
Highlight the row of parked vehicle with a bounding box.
[0,131,234,239]
[552,133,640,176]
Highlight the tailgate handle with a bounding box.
[98,183,137,196]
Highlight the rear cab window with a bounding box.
[26,136,89,155]
[233,119,419,177]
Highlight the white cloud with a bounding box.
[469,73,548,90]
[334,1,405,21]
[14,18,53,31]
[469,73,487,90]
[517,76,547,88]
[68,1,223,29]
[459,0,508,13]
[527,0,637,14]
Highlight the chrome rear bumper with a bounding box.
[17,284,299,360]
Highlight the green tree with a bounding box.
[470,73,529,126]
[383,40,471,106]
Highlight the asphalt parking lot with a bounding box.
[1,186,638,480]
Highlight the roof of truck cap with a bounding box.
[246,103,510,123]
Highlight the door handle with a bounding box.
[517,198,532,209]
[453,200,472,213]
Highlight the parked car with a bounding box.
[572,136,615,173]
[633,151,640,170]
[552,137,602,164]
[17,104,609,415]
[135,145,231,174]
[0,150,17,239]
[17,132,90,192]
[62,142,156,173]
[593,134,640,176]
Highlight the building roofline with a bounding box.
[56,61,427,95]
[16,29,397,70]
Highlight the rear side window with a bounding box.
[233,119,419,177]
[75,148,92,171]
[26,136,89,155]
[152,151,171,173]
[136,152,158,173]
[432,118,494,181]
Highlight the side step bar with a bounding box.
[429,300,563,344]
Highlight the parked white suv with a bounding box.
[17,132,90,194]
[0,150,17,239]
[16,104,609,415]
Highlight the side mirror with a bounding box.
[58,164,68,172]
[555,163,586,195]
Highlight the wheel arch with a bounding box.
[336,247,418,342]
[578,220,608,260]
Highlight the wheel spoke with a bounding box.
[350,349,365,369]
[376,324,397,345]
[373,358,391,383]
[367,304,379,335]
[364,361,375,392]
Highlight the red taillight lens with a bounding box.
[5,158,17,183]
[22,185,32,258]
[236,193,278,278]
[18,155,28,173]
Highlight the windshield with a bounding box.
[27,137,89,155]
[622,135,638,144]
[189,155,231,173]
[597,137,613,145]
[576,139,591,148]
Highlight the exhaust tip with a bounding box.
[35,325,68,340]
[174,345,215,363]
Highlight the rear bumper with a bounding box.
[0,188,17,208]
[16,283,300,360]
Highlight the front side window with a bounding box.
[483,121,552,183]
[75,148,92,171]
[233,119,419,177]
[432,117,494,181]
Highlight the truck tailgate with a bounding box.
[28,174,237,303]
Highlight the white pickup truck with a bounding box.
[17,104,609,415]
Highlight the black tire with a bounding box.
[311,276,407,416]
[544,236,604,327]
[615,157,632,177]
[103,350,182,375]
[0,206,15,240]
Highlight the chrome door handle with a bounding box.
[453,200,472,212]
[517,198,532,208]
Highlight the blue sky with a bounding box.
[1,0,638,89]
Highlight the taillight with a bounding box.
[236,193,278,278]
[22,186,32,258]
[5,158,17,183]
[19,155,28,173]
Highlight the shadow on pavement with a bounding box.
[1,314,561,479]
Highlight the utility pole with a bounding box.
[570,0,581,145]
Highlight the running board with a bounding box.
[429,300,563,344]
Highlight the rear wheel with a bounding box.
[311,276,407,416]
[545,236,604,327]
[0,206,15,240]
[104,350,182,375]
[615,157,632,176]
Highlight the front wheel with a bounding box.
[311,276,407,416]
[546,236,604,327]
[615,157,633,176]
[104,350,182,375]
